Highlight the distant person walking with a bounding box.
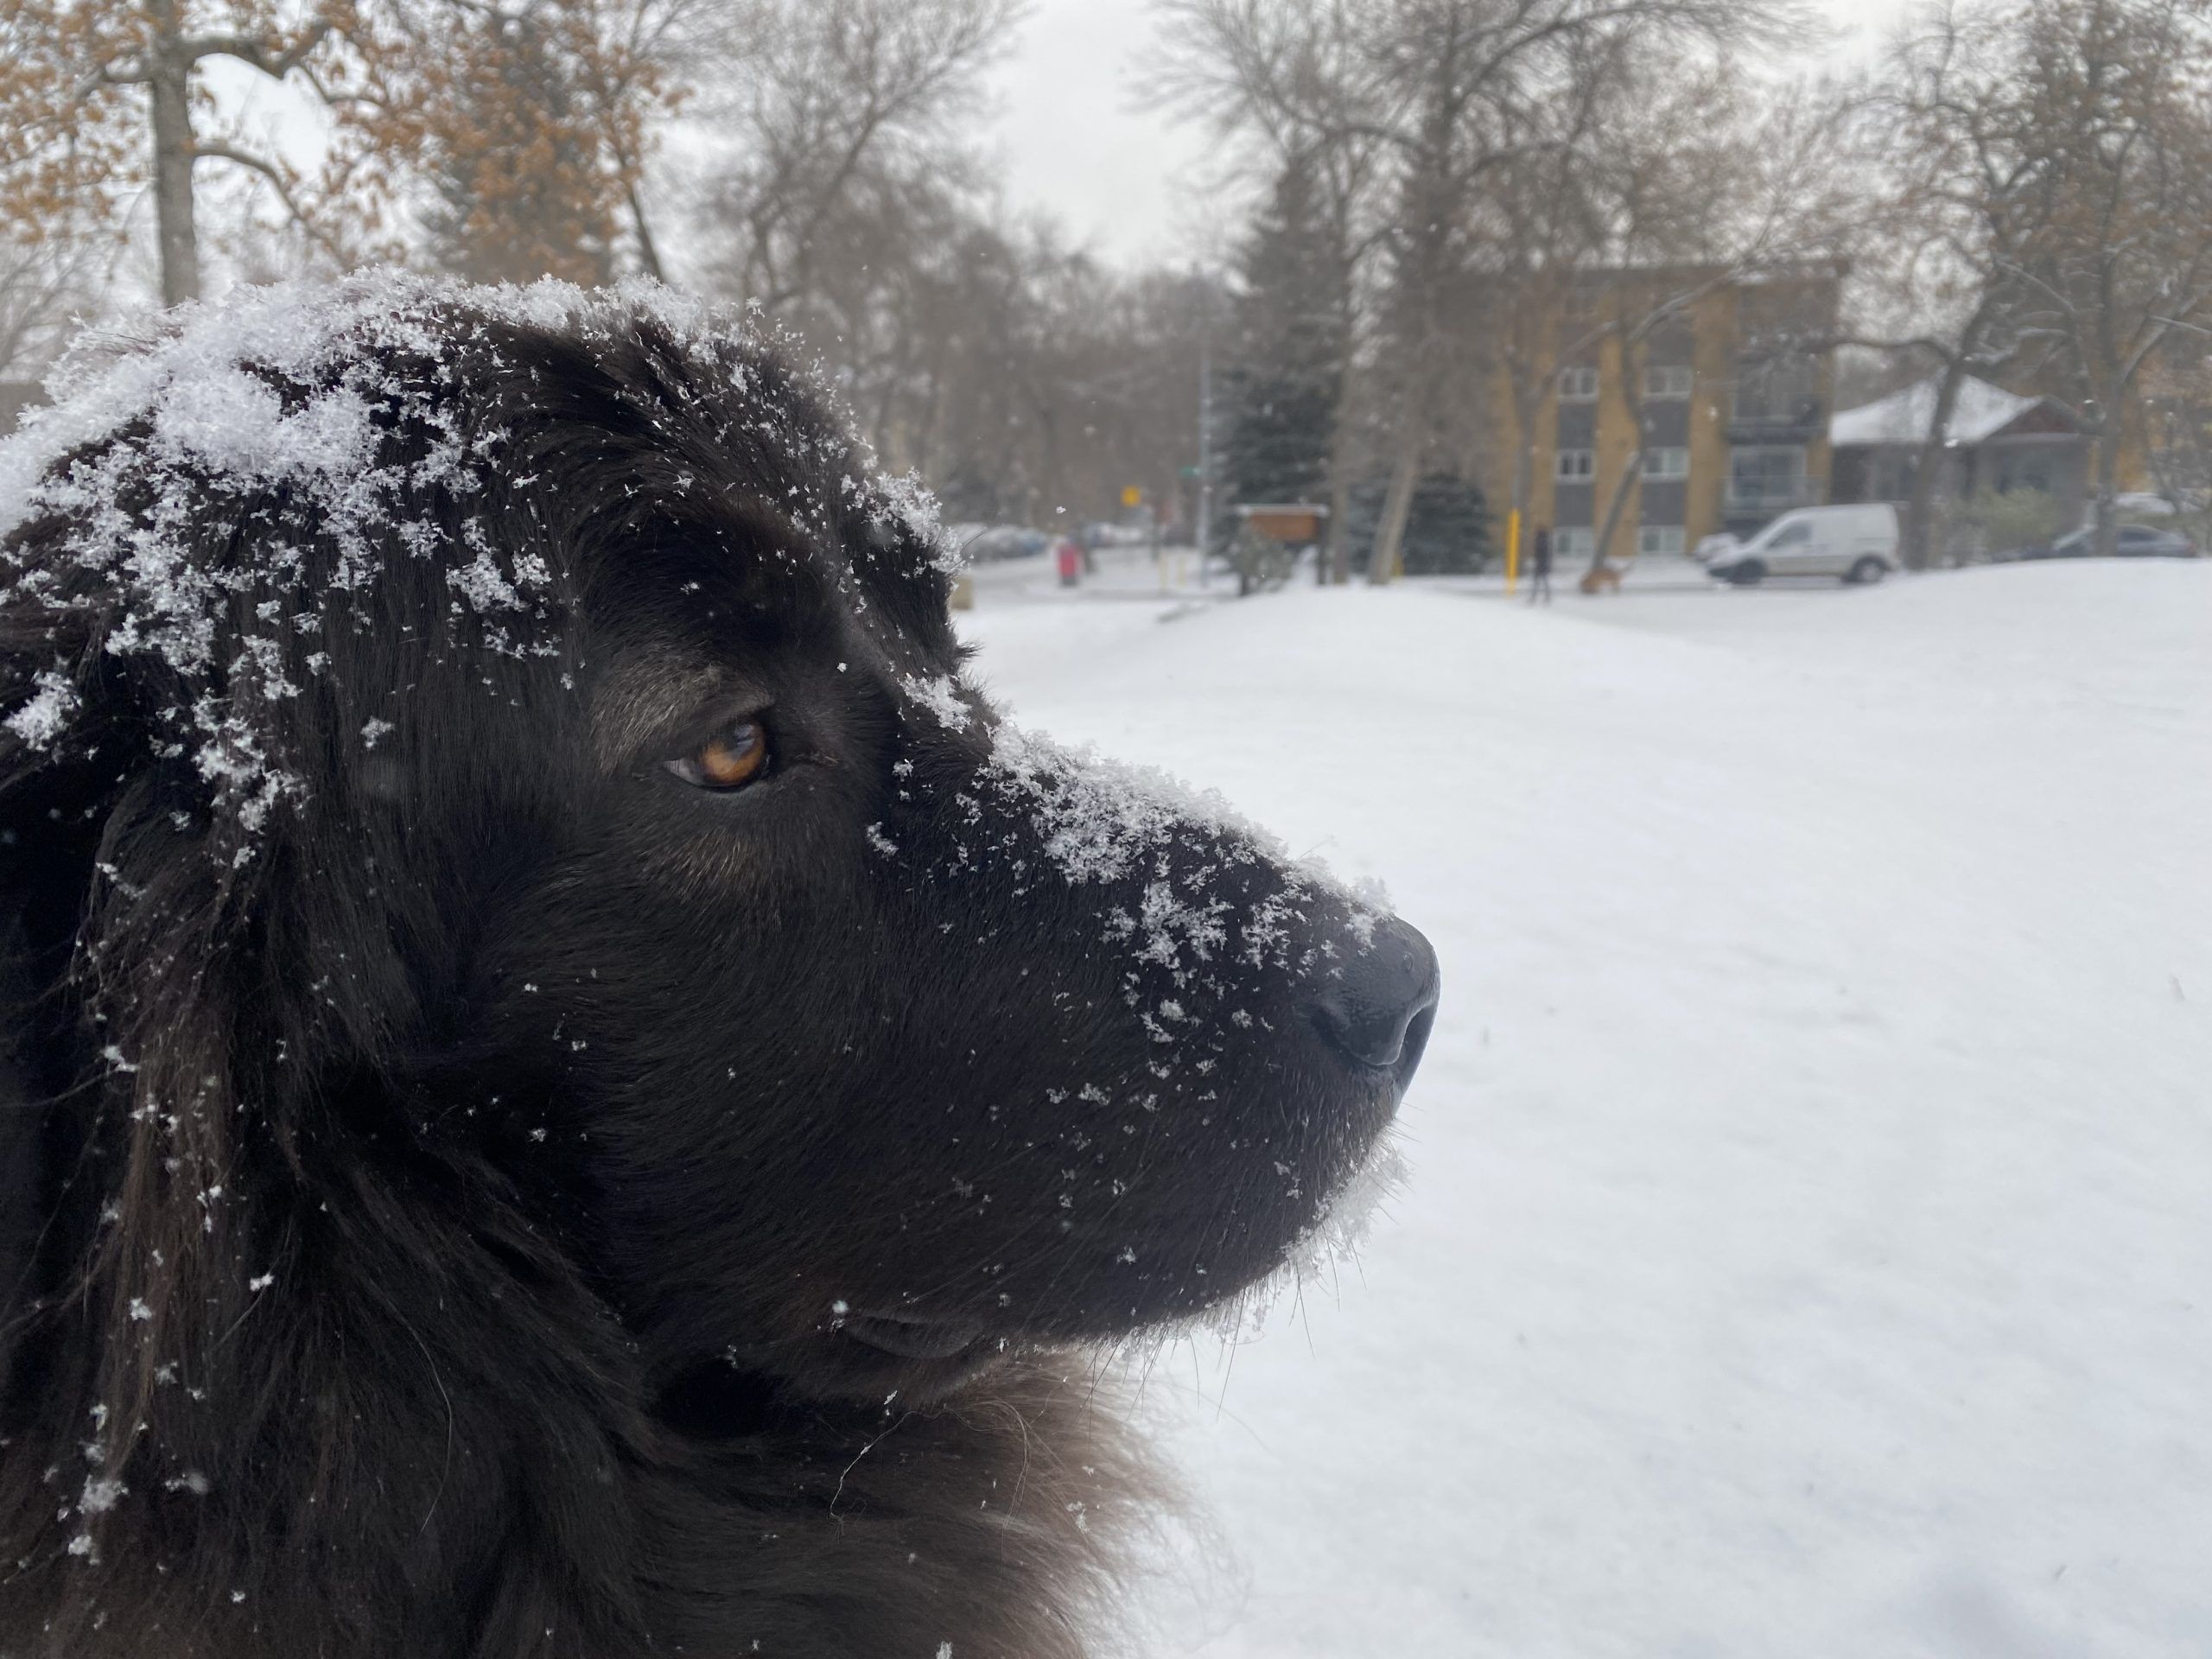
[1054,536,1083,588]
[1527,524,1554,605]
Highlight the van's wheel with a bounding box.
[1727,560,1766,586]
[1847,556,1886,585]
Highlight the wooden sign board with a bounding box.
[1236,504,1329,542]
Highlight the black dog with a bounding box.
[0,276,1437,1657]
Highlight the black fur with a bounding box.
[0,284,1433,1656]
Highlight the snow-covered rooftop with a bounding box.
[1829,374,2073,448]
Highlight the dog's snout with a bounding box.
[1311,916,1440,1081]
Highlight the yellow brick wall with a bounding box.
[1536,278,1747,557]
[1592,327,1634,563]
[1472,266,1840,559]
[1686,287,1735,545]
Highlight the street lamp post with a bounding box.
[1195,270,1213,588]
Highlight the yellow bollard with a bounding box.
[1505,508,1522,596]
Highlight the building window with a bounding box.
[1558,365,1599,402]
[1732,353,1819,425]
[1644,365,1694,400]
[1555,528,1596,561]
[1727,445,1813,511]
[1995,449,2056,494]
[1642,447,1689,480]
[1556,448,1595,480]
[1638,524,1686,556]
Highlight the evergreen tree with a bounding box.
[1341,473,1491,575]
[1398,473,1490,574]
[1213,152,1348,560]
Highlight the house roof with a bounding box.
[1830,375,2079,448]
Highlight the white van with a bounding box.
[1705,503,1901,585]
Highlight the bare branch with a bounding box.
[193,142,345,261]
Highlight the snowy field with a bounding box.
[960,555,2212,1659]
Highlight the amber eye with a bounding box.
[665,719,769,791]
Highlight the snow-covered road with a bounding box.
[962,560,2212,1659]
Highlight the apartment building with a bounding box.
[1479,264,1842,563]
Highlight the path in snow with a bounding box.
[960,561,2212,1659]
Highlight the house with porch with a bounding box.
[1828,376,2090,518]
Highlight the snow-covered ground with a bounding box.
[960,555,2212,1659]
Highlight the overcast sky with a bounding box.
[982,0,1919,269]
[200,0,1923,284]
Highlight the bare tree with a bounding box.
[1380,2,1822,583]
[0,0,351,306]
[577,0,719,280]
[1568,66,1867,571]
[1455,97,1606,568]
[693,0,1022,315]
[748,187,1220,542]
[938,238,1215,537]
[1859,0,2212,563]
[2001,0,2212,556]
[1158,0,1811,584]
[0,220,118,392]
[1862,1,2073,566]
[1154,0,1389,581]
[2139,331,2212,512]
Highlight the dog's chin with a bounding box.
[650,1114,1408,1433]
[653,1327,1021,1432]
[655,1274,1237,1432]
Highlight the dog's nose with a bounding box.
[1311,916,1440,1081]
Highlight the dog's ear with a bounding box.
[0,582,316,1478]
[0,916,51,1374]
[0,603,110,1380]
[0,451,322,1444]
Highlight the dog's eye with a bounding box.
[666,720,769,791]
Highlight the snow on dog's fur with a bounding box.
[0,276,1435,1657]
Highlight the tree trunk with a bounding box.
[1900,358,1970,570]
[1369,188,1447,588]
[1369,433,1420,585]
[1322,361,1359,585]
[1322,470,1356,583]
[2090,408,2123,559]
[146,0,200,307]
[1591,448,1643,571]
[1511,415,1538,529]
[627,179,665,283]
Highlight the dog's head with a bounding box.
[0,276,1436,1435]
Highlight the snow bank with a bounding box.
[964,564,2212,1659]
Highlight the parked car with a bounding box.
[2020,524,2201,560]
[950,524,1049,563]
[1689,531,1740,564]
[2111,491,2185,518]
[1083,522,1154,548]
[1704,503,1901,586]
